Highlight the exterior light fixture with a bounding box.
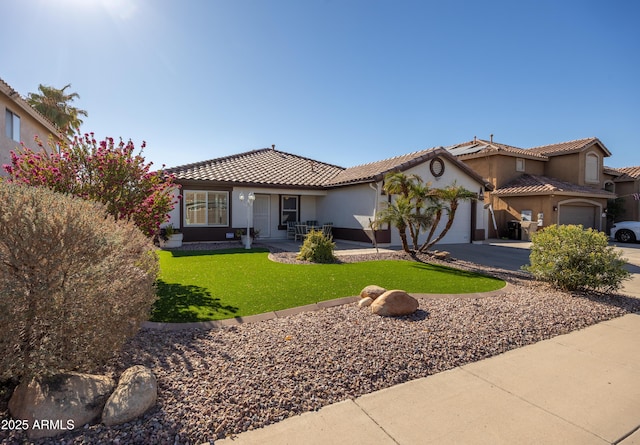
[239,191,255,249]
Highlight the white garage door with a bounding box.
[559,205,597,229]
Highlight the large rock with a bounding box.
[360,285,387,300]
[432,250,451,261]
[358,297,373,308]
[9,372,115,439]
[102,365,157,426]
[370,290,419,317]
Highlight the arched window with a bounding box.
[604,181,615,192]
[585,153,599,183]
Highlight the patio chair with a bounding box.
[295,224,307,241]
[321,224,333,238]
[286,220,297,240]
[306,220,318,229]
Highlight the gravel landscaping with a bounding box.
[2,243,639,445]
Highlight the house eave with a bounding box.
[175,178,328,191]
[492,190,616,198]
[0,78,61,137]
[457,151,548,162]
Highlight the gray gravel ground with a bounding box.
[2,244,639,445]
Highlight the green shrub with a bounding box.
[297,229,336,263]
[523,224,629,292]
[0,183,158,381]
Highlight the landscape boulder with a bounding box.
[358,297,373,308]
[360,285,387,300]
[9,372,115,439]
[432,250,451,261]
[370,290,419,317]
[102,365,157,426]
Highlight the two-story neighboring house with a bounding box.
[607,166,640,222]
[445,137,616,238]
[1,77,60,176]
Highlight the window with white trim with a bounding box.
[585,153,599,183]
[516,158,525,172]
[5,109,20,141]
[184,191,229,226]
[281,195,298,224]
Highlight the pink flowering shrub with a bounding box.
[3,132,179,238]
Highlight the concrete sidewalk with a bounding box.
[217,313,640,445]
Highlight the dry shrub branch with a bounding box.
[0,183,158,382]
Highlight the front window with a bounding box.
[5,109,20,141]
[281,195,298,224]
[184,191,229,226]
[585,153,599,183]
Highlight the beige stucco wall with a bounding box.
[318,182,377,229]
[1,93,59,176]
[543,149,608,189]
[543,152,581,184]
[463,156,545,188]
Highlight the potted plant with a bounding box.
[236,228,258,248]
[160,224,183,248]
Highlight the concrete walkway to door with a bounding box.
[258,239,399,257]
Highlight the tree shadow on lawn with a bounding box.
[152,280,239,322]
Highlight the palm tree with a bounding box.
[373,196,413,252]
[384,171,421,198]
[27,84,88,136]
[419,182,477,252]
[406,180,436,250]
[420,194,445,250]
[382,172,424,250]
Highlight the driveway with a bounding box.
[437,241,640,298]
[437,242,532,272]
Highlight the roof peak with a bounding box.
[345,146,438,170]
[526,137,597,150]
[166,146,345,173]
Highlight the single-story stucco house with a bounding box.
[164,145,493,247]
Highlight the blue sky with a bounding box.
[2,0,639,169]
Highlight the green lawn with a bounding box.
[151,248,505,322]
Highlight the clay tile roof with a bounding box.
[492,174,616,197]
[326,147,437,186]
[526,137,610,156]
[612,166,640,180]
[445,139,548,160]
[326,147,492,189]
[166,148,345,188]
[603,166,623,177]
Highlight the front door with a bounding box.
[253,194,270,238]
